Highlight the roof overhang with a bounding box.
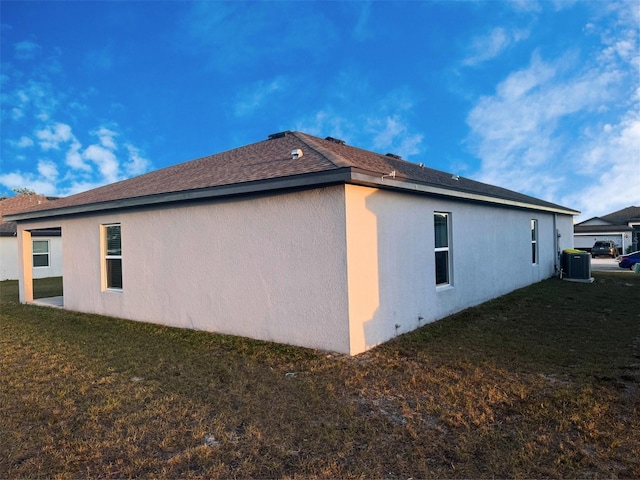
[4,167,579,222]
[348,171,579,216]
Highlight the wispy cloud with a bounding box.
[85,46,114,71]
[14,40,41,60]
[8,136,34,148]
[463,27,530,66]
[370,116,423,158]
[36,123,74,150]
[561,100,640,219]
[466,2,639,219]
[294,83,425,160]
[180,2,337,70]
[1,40,152,197]
[234,77,288,117]
[37,159,58,181]
[352,1,372,41]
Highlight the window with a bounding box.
[531,219,538,265]
[435,212,451,286]
[104,224,122,290]
[33,240,49,268]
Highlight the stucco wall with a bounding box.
[344,185,574,354]
[50,186,352,353]
[15,183,575,356]
[1,235,62,281]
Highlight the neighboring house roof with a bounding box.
[573,224,633,234]
[0,194,60,236]
[600,206,640,225]
[574,206,640,234]
[4,131,578,222]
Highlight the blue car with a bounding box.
[618,251,640,269]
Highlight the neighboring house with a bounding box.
[573,206,640,254]
[5,131,578,355]
[0,194,62,281]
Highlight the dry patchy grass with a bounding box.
[1,273,639,478]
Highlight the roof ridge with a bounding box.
[291,132,353,169]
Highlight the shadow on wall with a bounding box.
[351,188,433,353]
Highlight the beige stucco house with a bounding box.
[4,131,578,355]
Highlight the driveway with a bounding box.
[590,256,630,272]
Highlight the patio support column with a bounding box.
[18,228,33,303]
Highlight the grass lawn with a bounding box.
[1,273,639,478]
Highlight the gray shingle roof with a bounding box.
[4,131,578,221]
[574,224,634,233]
[600,206,640,225]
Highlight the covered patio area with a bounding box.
[31,295,64,308]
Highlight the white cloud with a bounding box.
[0,171,56,196]
[7,136,34,148]
[1,37,152,198]
[65,139,91,172]
[37,159,58,181]
[124,144,150,176]
[561,110,640,220]
[467,52,621,199]
[83,144,119,183]
[93,126,118,150]
[466,3,639,219]
[36,122,73,150]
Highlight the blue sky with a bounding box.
[1,1,638,221]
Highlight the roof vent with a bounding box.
[291,148,303,159]
[325,136,345,145]
[385,153,402,159]
[452,174,460,180]
[268,131,292,140]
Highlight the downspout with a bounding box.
[553,214,559,275]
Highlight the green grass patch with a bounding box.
[1,273,639,478]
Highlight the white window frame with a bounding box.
[32,239,50,268]
[102,223,123,291]
[531,219,538,265]
[434,212,452,288]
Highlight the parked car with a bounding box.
[618,251,640,270]
[591,240,618,258]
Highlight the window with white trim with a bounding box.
[435,212,451,286]
[531,219,538,265]
[104,224,122,290]
[32,240,50,268]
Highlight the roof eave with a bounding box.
[4,169,353,222]
[5,167,579,222]
[348,171,580,216]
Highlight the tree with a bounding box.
[12,187,37,196]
